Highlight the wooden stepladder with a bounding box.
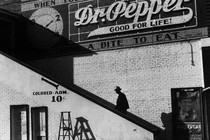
[73,117,95,140]
[58,112,74,140]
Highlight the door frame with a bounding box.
[31,106,48,140]
[10,105,29,140]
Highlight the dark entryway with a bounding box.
[10,105,29,140]
[202,47,210,88]
[31,107,48,140]
[202,47,210,139]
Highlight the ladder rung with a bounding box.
[63,127,72,130]
[73,117,95,140]
[58,112,73,139]
[61,127,72,129]
[74,132,82,135]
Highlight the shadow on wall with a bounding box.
[14,15,95,60]
[159,112,173,140]
[10,12,167,139]
[67,84,163,139]
[160,112,190,140]
[58,112,95,140]
[18,18,164,139]
[0,10,167,140]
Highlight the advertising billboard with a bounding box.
[21,0,199,42]
[171,87,203,140]
[69,0,198,42]
[21,0,207,56]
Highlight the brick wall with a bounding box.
[73,40,204,128]
[27,39,204,140]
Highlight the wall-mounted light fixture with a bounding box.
[41,77,59,89]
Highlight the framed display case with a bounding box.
[171,87,203,140]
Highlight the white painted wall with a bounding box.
[0,54,154,140]
[73,40,205,127]
[27,39,205,140]
[201,38,210,47]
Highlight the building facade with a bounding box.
[0,0,210,140]
[0,52,157,140]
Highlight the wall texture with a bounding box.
[0,54,154,140]
[0,0,20,13]
[73,41,204,127]
[28,40,205,132]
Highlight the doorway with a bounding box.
[202,47,210,139]
[10,105,29,140]
[31,107,48,140]
[202,47,210,88]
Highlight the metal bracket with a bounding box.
[41,77,59,89]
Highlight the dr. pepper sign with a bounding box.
[21,0,198,43]
[69,0,197,42]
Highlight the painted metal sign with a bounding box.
[19,0,208,59]
[171,87,203,140]
[73,0,196,37]
[21,0,198,43]
[69,0,197,42]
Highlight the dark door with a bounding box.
[10,105,29,140]
[31,107,48,140]
[202,47,210,139]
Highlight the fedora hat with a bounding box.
[115,86,121,91]
[178,90,197,101]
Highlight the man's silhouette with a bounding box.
[114,86,129,114]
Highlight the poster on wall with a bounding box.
[171,87,202,140]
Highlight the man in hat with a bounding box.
[177,90,198,122]
[114,86,129,114]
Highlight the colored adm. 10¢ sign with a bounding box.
[69,0,197,42]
